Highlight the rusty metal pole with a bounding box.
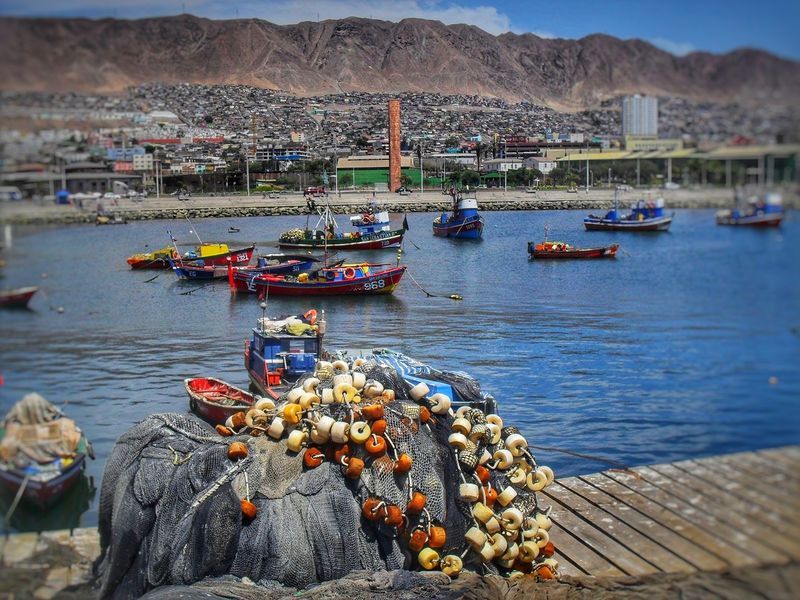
[388,99,401,192]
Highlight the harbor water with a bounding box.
[1,209,798,531]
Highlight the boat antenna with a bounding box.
[259,300,268,333]
[183,214,203,245]
[543,224,550,243]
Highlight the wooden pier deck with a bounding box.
[546,446,800,577]
[1,446,798,597]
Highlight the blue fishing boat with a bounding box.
[171,254,319,281]
[433,190,484,238]
[716,190,784,227]
[584,190,673,231]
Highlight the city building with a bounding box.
[523,157,557,174]
[336,154,418,187]
[622,95,658,137]
[482,158,524,172]
[623,136,684,151]
[132,154,154,172]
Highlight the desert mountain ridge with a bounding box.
[1,14,798,110]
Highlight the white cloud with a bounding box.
[530,29,557,39]
[649,37,696,56]
[1,0,516,35]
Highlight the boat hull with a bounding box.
[584,216,672,231]
[716,213,783,227]
[0,455,86,508]
[433,217,484,238]
[185,377,255,424]
[278,231,404,250]
[0,286,38,308]
[231,266,406,296]
[173,258,315,281]
[529,244,618,259]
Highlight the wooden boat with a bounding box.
[228,226,241,233]
[127,243,255,270]
[184,377,255,424]
[171,254,319,281]
[716,191,784,227]
[278,202,404,250]
[528,240,618,259]
[585,190,672,231]
[229,262,406,296]
[0,286,38,308]
[433,190,484,239]
[0,394,91,508]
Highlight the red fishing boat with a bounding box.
[0,286,38,308]
[127,243,255,270]
[229,262,406,296]
[184,377,256,425]
[528,240,618,259]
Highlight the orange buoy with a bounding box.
[428,525,447,549]
[384,504,404,527]
[475,465,490,484]
[362,497,387,521]
[362,404,385,420]
[407,491,427,515]
[371,419,387,436]
[333,444,351,463]
[215,424,233,437]
[227,441,248,460]
[419,406,431,423]
[365,434,387,456]
[394,453,413,474]
[303,447,325,469]
[229,411,246,430]
[241,499,258,520]
[484,486,498,507]
[537,565,556,580]
[542,541,556,557]
[344,456,365,479]
[408,528,429,552]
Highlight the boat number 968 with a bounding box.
[363,279,386,291]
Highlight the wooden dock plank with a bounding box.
[705,457,800,517]
[675,459,800,526]
[558,476,728,571]
[607,471,787,564]
[543,483,664,575]
[545,520,625,577]
[755,448,800,478]
[631,466,793,564]
[543,481,693,574]
[579,472,754,568]
[648,462,800,560]
[718,452,800,493]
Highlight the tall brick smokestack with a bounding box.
[388,99,401,192]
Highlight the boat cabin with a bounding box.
[246,320,321,395]
[350,209,391,234]
[183,242,229,260]
[605,197,665,221]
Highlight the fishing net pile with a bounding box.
[94,359,557,599]
[279,228,307,243]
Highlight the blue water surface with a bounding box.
[0,208,798,530]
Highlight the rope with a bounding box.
[143,274,160,283]
[405,269,462,301]
[4,473,30,528]
[527,443,630,471]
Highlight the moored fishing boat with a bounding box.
[171,253,319,281]
[433,189,484,238]
[229,262,406,296]
[0,393,92,508]
[527,240,618,259]
[127,242,255,270]
[244,310,323,398]
[184,377,256,424]
[0,286,38,308]
[584,190,673,231]
[279,202,404,250]
[716,191,784,227]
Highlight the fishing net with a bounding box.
[94,361,556,599]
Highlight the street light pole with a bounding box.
[245,155,250,196]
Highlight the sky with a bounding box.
[2,0,798,60]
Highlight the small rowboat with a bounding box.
[127,243,255,270]
[171,254,319,281]
[0,451,87,508]
[185,377,255,425]
[0,286,38,308]
[528,241,618,259]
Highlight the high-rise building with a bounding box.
[622,95,658,137]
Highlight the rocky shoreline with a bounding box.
[2,188,796,226]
